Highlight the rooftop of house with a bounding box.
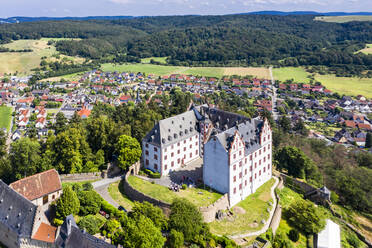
[0,180,37,238]
[9,169,62,201]
[56,215,115,248]
[32,222,57,243]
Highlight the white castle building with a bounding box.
[142,105,272,206]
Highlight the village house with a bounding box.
[10,169,62,208]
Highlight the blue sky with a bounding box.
[1,0,372,17]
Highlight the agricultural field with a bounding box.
[101,63,270,78]
[315,74,372,98]
[315,15,372,23]
[127,175,222,207]
[40,71,87,82]
[273,66,372,98]
[273,67,311,83]
[0,106,12,131]
[0,39,84,75]
[209,178,275,236]
[356,44,372,55]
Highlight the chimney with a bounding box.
[67,219,72,236]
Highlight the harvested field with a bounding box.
[223,67,271,79]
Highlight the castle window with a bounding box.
[245,158,247,163]
[190,153,192,158]
[184,140,186,144]
[190,137,192,141]
[195,150,198,155]
[268,164,271,170]
[239,150,242,156]
[164,155,167,160]
[268,144,271,149]
[264,137,266,142]
[190,144,192,149]
[233,176,236,182]
[264,147,266,152]
[268,135,270,140]
[259,150,261,155]
[239,161,242,167]
[233,188,236,194]
[171,152,174,157]
[195,142,198,146]
[250,155,252,160]
[259,170,261,176]
[184,147,186,151]
[250,166,252,171]
[177,150,180,154]
[233,154,236,159]
[154,164,158,170]
[154,154,158,160]
[165,164,168,170]
[245,169,247,175]
[255,163,257,168]
[268,154,270,159]
[259,159,261,165]
[239,172,242,179]
[178,142,180,147]
[145,144,149,148]
[233,164,236,171]
[255,173,257,179]
[178,158,180,164]
[245,180,247,186]
[164,148,167,152]
[264,167,266,172]
[146,159,149,165]
[250,177,252,182]
[145,150,149,156]
[154,147,158,152]
[171,161,174,167]
[264,157,266,162]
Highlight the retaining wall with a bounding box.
[60,171,106,182]
[124,165,230,222]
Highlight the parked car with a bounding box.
[118,205,127,212]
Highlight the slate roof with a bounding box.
[214,118,263,154]
[0,180,37,238]
[143,110,199,147]
[10,169,62,201]
[56,215,115,248]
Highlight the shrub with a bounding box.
[331,191,339,203]
[78,190,102,216]
[169,229,184,248]
[53,218,64,226]
[288,229,299,242]
[56,186,80,219]
[182,184,187,190]
[78,215,105,235]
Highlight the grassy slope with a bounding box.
[209,178,275,236]
[0,106,12,131]
[141,57,168,64]
[0,39,83,75]
[357,44,372,55]
[127,175,222,207]
[108,181,134,211]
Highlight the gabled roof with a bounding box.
[56,215,114,248]
[32,222,57,243]
[10,169,61,201]
[0,180,37,237]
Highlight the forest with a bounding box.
[1,15,372,76]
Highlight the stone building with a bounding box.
[142,105,272,206]
[9,169,62,208]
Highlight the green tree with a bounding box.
[0,129,7,158]
[288,229,299,242]
[278,116,291,132]
[286,199,325,234]
[54,112,67,134]
[366,132,372,148]
[120,215,166,248]
[294,119,309,136]
[275,146,317,180]
[169,198,204,242]
[78,190,102,216]
[116,135,141,170]
[78,215,104,235]
[169,229,184,248]
[9,137,41,180]
[56,186,80,219]
[130,202,167,230]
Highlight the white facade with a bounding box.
[204,119,272,206]
[143,133,200,175]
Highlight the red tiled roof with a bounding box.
[78,108,91,118]
[10,169,61,201]
[358,123,371,130]
[32,223,57,243]
[344,120,356,128]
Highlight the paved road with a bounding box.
[92,176,123,208]
[269,67,279,121]
[229,176,280,239]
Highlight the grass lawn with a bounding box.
[141,57,167,64]
[0,106,12,131]
[314,74,372,98]
[127,175,222,207]
[209,178,275,236]
[0,39,83,75]
[41,71,87,82]
[62,180,99,189]
[273,67,311,83]
[108,181,134,211]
